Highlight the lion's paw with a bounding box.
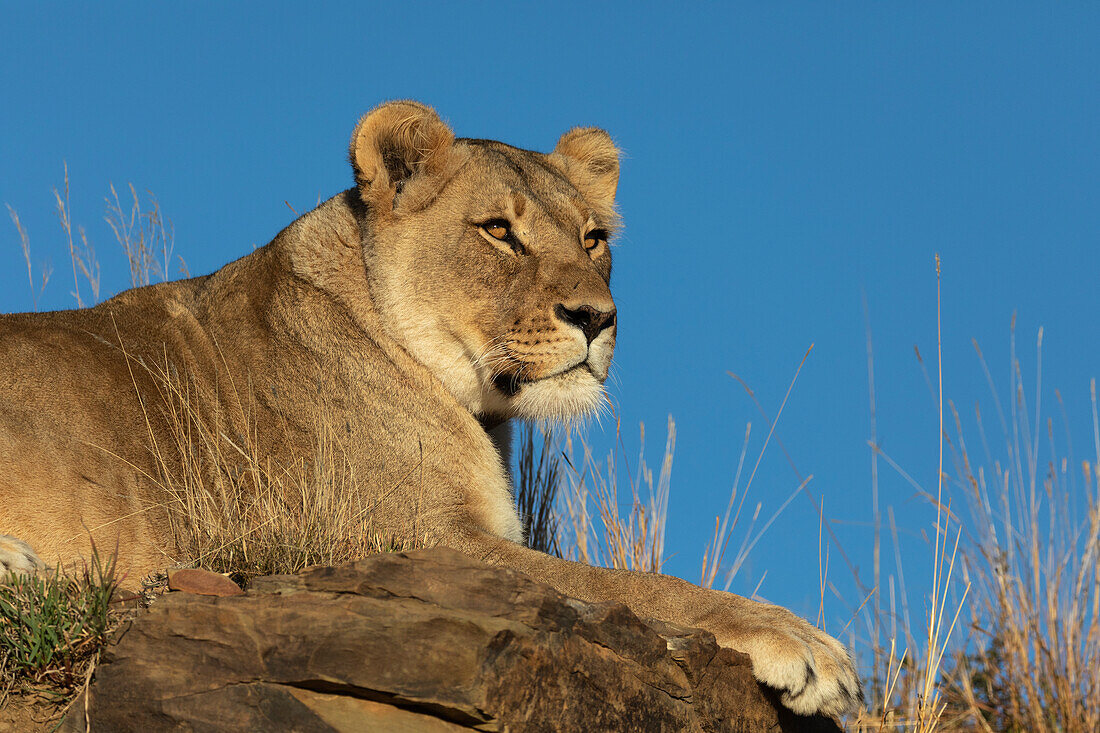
[0,534,45,579]
[723,605,862,718]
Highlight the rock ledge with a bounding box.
[63,548,842,732]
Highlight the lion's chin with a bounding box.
[509,366,607,424]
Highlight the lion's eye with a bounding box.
[484,221,510,241]
[479,219,525,255]
[583,229,608,251]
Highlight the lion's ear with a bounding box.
[550,127,620,208]
[349,101,456,210]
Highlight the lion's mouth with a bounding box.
[492,373,529,397]
[492,363,593,397]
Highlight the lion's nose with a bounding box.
[554,304,617,345]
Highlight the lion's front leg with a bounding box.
[447,526,862,719]
[0,534,45,578]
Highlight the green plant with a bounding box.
[0,547,123,695]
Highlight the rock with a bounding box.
[167,567,244,596]
[62,548,842,732]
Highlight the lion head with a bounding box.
[349,101,619,423]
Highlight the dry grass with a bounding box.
[843,280,1097,730]
[702,345,814,594]
[52,163,101,307]
[848,258,971,731]
[846,321,1100,732]
[5,204,51,312]
[8,165,180,311]
[548,416,674,573]
[130,351,421,585]
[942,334,1100,732]
[851,471,969,731]
[105,181,185,287]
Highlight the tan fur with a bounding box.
[0,101,859,717]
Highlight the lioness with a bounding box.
[0,101,860,717]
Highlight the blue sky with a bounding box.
[3,4,1098,652]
